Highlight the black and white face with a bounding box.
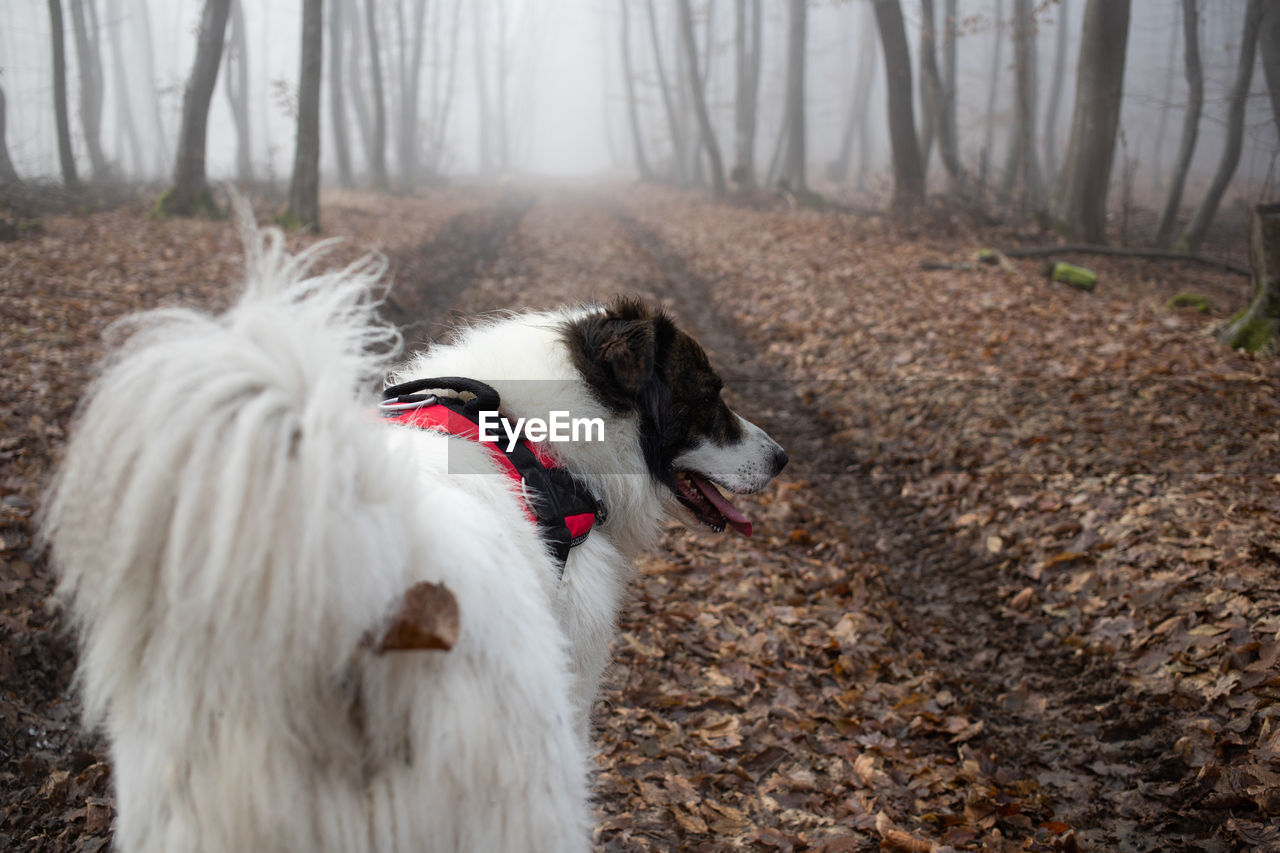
[564,299,788,536]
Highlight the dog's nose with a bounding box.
[772,446,789,475]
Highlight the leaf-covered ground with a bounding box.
[2,186,1277,852]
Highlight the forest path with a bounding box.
[2,185,1275,853]
[380,187,1262,851]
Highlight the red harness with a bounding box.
[381,378,603,576]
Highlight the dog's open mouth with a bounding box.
[673,471,753,537]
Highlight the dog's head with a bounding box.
[564,299,787,536]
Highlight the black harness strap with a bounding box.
[381,377,605,577]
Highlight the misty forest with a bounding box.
[2,0,1280,850]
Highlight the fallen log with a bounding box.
[999,243,1250,278]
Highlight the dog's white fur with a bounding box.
[44,220,781,852]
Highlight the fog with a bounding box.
[1,0,1276,202]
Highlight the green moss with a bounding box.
[150,185,224,221]
[1166,292,1213,313]
[272,209,319,233]
[1226,316,1272,352]
[793,187,829,210]
[1048,261,1097,292]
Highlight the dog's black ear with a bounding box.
[565,300,673,410]
[600,319,656,396]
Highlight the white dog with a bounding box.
[43,217,786,852]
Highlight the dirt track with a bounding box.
[2,185,1277,852]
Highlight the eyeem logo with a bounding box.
[478,410,605,452]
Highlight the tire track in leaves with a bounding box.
[606,204,1197,849]
[379,192,534,344]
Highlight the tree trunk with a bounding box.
[0,85,22,186]
[979,0,1004,191]
[68,0,107,179]
[49,0,80,189]
[344,0,375,176]
[1155,0,1202,248]
[918,0,967,197]
[104,0,143,178]
[1049,0,1130,243]
[134,0,169,177]
[428,0,463,176]
[396,0,427,186]
[941,0,958,177]
[285,0,323,230]
[832,12,878,184]
[163,0,230,215]
[1219,204,1280,351]
[328,0,352,187]
[1179,0,1263,252]
[472,0,493,174]
[732,0,761,186]
[1261,2,1280,141]
[620,0,653,180]
[1150,16,1178,193]
[1042,0,1068,185]
[1008,0,1044,210]
[873,0,924,215]
[916,0,936,177]
[646,0,686,183]
[676,0,726,197]
[779,0,807,192]
[495,0,509,171]
[364,0,389,187]
[674,2,697,185]
[223,0,252,183]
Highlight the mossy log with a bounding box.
[1219,203,1280,352]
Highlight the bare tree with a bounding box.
[831,11,878,185]
[919,0,967,197]
[364,0,389,187]
[328,0,352,186]
[223,0,252,183]
[732,0,762,186]
[48,0,80,189]
[395,0,428,186]
[917,0,936,176]
[134,0,169,177]
[1180,0,1263,252]
[873,0,924,214]
[160,0,231,216]
[1219,204,1280,350]
[105,0,143,177]
[646,0,686,183]
[1004,0,1044,209]
[1262,3,1280,140]
[940,0,959,175]
[284,0,323,230]
[495,0,510,171]
[1042,0,1068,184]
[68,0,107,179]
[1049,0,1130,243]
[620,0,653,180]
[0,84,22,186]
[779,0,807,192]
[1150,16,1177,192]
[426,0,464,176]
[676,0,726,196]
[344,0,374,175]
[979,0,1004,189]
[1155,0,1202,248]
[472,0,493,173]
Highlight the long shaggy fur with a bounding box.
[43,222,590,852]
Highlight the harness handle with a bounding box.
[382,376,501,414]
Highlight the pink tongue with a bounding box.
[691,473,753,537]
